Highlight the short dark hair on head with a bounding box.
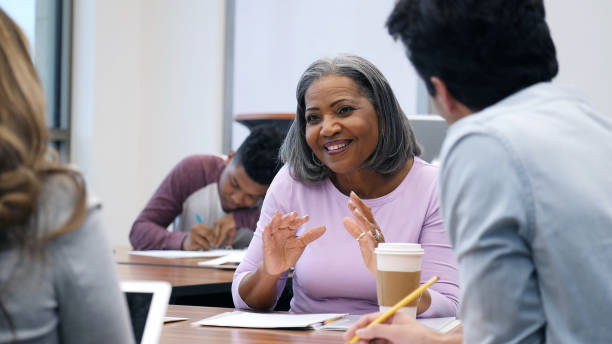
[387,0,558,111]
[235,125,284,185]
[280,55,421,184]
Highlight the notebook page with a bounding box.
[319,315,458,332]
[193,311,347,329]
[197,250,247,267]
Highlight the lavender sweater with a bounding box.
[130,155,260,250]
[232,157,459,316]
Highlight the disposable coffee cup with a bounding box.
[374,243,424,318]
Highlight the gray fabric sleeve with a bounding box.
[439,133,545,343]
[51,206,134,344]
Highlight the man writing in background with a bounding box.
[130,125,284,250]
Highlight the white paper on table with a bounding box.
[319,315,459,333]
[197,250,247,268]
[129,249,241,259]
[418,317,460,333]
[193,311,347,329]
[317,314,361,331]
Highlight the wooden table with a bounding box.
[116,264,234,288]
[115,248,293,310]
[162,305,344,344]
[115,248,236,306]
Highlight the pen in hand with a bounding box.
[195,214,215,250]
[348,275,440,344]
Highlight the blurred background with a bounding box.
[2,0,610,247]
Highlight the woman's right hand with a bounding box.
[343,311,460,344]
[262,211,326,275]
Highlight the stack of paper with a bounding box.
[193,311,347,329]
[197,250,247,269]
[319,315,460,333]
[129,249,240,259]
[418,317,461,333]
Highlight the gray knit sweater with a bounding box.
[0,176,134,344]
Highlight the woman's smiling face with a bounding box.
[304,75,379,175]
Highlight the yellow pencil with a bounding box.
[348,275,440,344]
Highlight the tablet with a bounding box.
[121,280,171,344]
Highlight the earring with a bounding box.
[311,151,323,167]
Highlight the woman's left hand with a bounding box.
[343,191,385,276]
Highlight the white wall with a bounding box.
[71,0,226,247]
[546,0,612,115]
[69,0,612,248]
[231,0,612,136]
[231,0,420,149]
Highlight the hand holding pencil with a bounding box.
[345,276,441,344]
[343,311,444,344]
[182,214,217,251]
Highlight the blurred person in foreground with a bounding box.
[0,7,133,344]
[346,0,612,343]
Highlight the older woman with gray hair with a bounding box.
[231,55,459,316]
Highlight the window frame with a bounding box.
[34,0,73,161]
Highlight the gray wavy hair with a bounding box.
[280,55,421,183]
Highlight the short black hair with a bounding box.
[387,0,558,111]
[235,125,284,185]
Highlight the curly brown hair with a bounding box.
[0,9,89,336]
[0,7,86,245]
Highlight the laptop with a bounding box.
[121,280,172,344]
[407,114,449,163]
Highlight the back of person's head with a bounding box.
[234,125,284,185]
[387,0,558,111]
[0,8,85,250]
[281,54,421,183]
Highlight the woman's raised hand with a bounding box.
[262,211,326,276]
[343,191,385,276]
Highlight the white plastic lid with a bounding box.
[374,243,424,255]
